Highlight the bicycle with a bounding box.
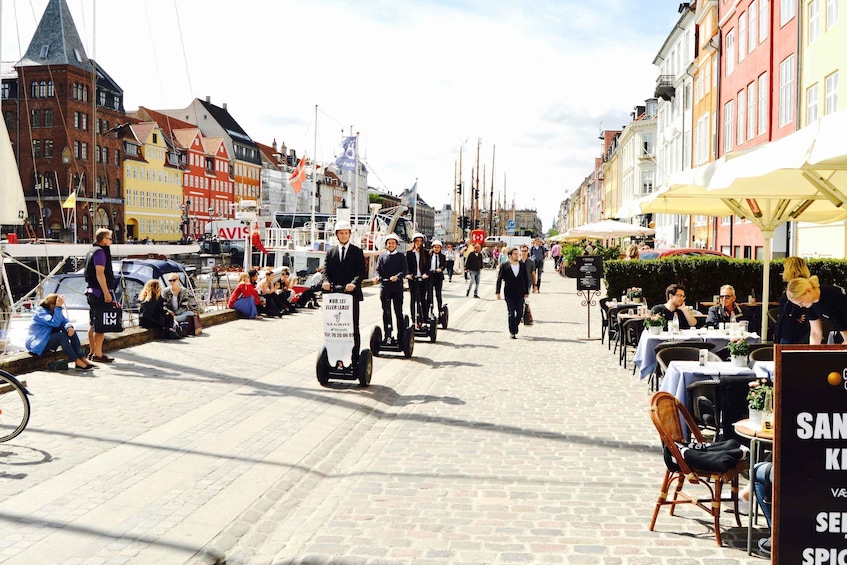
[0,369,31,442]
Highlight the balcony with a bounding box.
[654,75,675,101]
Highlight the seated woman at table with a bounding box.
[705,285,746,327]
[651,283,697,330]
[774,256,811,344]
[786,275,847,344]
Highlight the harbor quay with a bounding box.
[0,263,764,564]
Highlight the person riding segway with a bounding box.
[316,221,373,386]
[428,240,449,329]
[406,233,437,342]
[369,233,414,358]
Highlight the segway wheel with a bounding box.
[370,327,382,357]
[316,348,330,386]
[402,327,415,358]
[440,305,449,329]
[357,349,373,387]
[404,314,410,328]
[428,318,438,342]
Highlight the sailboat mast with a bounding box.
[489,144,495,235]
[309,105,318,244]
[452,161,457,243]
[458,145,464,241]
[474,138,480,229]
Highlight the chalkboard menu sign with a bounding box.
[775,346,847,564]
[575,256,601,291]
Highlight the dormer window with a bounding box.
[39,45,49,59]
[73,48,83,63]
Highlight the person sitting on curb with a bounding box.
[257,268,284,318]
[651,283,697,330]
[139,279,182,339]
[296,266,323,309]
[277,268,298,314]
[228,271,264,319]
[26,293,96,371]
[162,274,200,323]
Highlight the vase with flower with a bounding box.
[728,337,750,367]
[643,313,666,335]
[627,287,643,304]
[747,377,773,428]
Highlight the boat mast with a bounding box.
[489,145,495,235]
[457,144,464,242]
[452,161,457,243]
[473,138,480,230]
[309,105,317,244]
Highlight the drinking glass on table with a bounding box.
[739,320,749,333]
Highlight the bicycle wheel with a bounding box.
[0,371,30,442]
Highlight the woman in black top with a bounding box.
[139,279,178,338]
[787,275,847,344]
[774,257,811,344]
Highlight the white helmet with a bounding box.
[431,240,443,247]
[334,221,352,232]
[412,232,425,241]
[384,233,399,243]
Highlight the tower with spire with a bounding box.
[1,0,126,242]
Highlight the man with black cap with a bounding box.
[322,221,367,363]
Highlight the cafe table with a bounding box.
[660,360,756,409]
[633,328,761,380]
[733,419,774,555]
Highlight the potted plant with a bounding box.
[627,287,643,303]
[561,244,583,278]
[746,377,773,427]
[643,313,666,335]
[728,337,750,367]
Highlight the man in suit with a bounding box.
[428,240,446,314]
[495,246,531,338]
[405,232,430,329]
[322,221,367,364]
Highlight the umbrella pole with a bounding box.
[761,233,773,339]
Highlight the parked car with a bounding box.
[639,248,730,260]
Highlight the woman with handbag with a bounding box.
[138,279,181,339]
[26,294,96,371]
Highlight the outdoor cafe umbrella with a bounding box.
[644,109,847,337]
[568,219,655,239]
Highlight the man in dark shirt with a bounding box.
[651,283,698,330]
[464,243,483,298]
[705,284,746,327]
[373,234,407,341]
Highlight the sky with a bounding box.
[2,0,683,231]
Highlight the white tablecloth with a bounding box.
[753,361,775,381]
[633,329,761,380]
[660,360,756,409]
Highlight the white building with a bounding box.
[615,99,658,225]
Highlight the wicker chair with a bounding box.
[648,392,745,546]
[649,342,717,392]
[749,346,774,362]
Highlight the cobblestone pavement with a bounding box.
[0,262,766,564]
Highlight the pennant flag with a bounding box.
[288,155,307,194]
[400,182,417,207]
[334,136,357,171]
[62,193,76,208]
[251,224,269,254]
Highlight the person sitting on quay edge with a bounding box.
[276,268,298,314]
[26,293,96,371]
[651,283,697,330]
[786,275,847,344]
[257,268,284,318]
[228,271,264,319]
[138,279,181,338]
[705,284,746,328]
[162,274,200,324]
[296,266,323,309]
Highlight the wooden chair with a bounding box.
[648,392,745,546]
[749,346,774,362]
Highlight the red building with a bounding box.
[716,0,799,258]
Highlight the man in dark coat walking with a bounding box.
[495,246,531,338]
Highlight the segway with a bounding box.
[316,286,373,387]
[438,303,449,329]
[410,276,437,343]
[370,278,415,358]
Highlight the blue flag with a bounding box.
[335,136,357,171]
[401,182,417,207]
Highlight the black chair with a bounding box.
[686,378,720,432]
[620,318,643,372]
[599,297,611,344]
[609,305,637,352]
[649,342,716,392]
[749,346,774,362]
[685,374,754,443]
[713,346,732,361]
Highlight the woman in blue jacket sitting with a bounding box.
[26,294,95,371]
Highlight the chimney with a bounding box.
[205,96,210,103]
[222,102,227,110]
[272,138,278,152]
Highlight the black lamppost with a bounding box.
[181,199,191,239]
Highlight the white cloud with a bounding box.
[2,0,674,230]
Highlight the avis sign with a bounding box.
[214,221,249,241]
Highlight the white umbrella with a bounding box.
[568,219,655,239]
[644,109,847,336]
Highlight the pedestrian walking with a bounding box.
[550,242,562,270]
[444,243,456,282]
[529,237,547,292]
[322,221,367,365]
[84,228,117,363]
[464,243,483,298]
[495,247,531,338]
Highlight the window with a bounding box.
[750,1,759,51]
[724,100,735,152]
[99,91,106,106]
[47,81,54,97]
[44,139,53,158]
[80,142,87,161]
[810,0,821,42]
[31,82,38,98]
[781,0,796,25]
[747,82,757,139]
[825,72,839,115]
[726,30,736,75]
[641,170,654,194]
[738,90,746,145]
[760,0,770,40]
[30,110,40,128]
[779,56,795,126]
[1,83,8,99]
[43,109,52,127]
[95,144,101,163]
[807,84,820,123]
[758,73,769,134]
[3,111,12,130]
[739,13,748,61]
[38,81,47,98]
[81,113,87,131]
[32,140,41,158]
[39,44,49,59]
[828,0,840,28]
[73,140,80,158]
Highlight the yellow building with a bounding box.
[123,123,184,242]
[796,0,846,258]
[602,138,621,220]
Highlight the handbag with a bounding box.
[93,304,123,333]
[523,302,534,326]
[190,313,202,335]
